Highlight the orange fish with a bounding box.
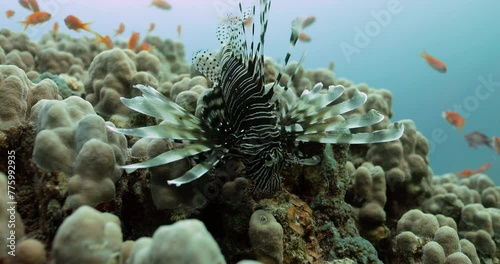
[151,0,171,10]
[456,169,475,178]
[64,15,93,33]
[177,24,182,38]
[95,33,113,49]
[139,41,152,52]
[19,0,39,12]
[128,32,140,50]
[148,23,155,33]
[20,11,51,31]
[244,17,253,28]
[302,16,316,28]
[493,136,500,154]
[442,111,465,133]
[53,22,58,40]
[475,163,491,174]
[6,10,15,19]
[420,50,447,73]
[114,23,125,36]
[298,32,311,42]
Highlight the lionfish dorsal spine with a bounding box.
[271,14,306,92]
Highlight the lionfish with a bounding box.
[108,0,404,194]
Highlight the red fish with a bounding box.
[243,17,253,28]
[128,32,140,50]
[139,41,152,52]
[475,163,491,174]
[298,32,311,42]
[53,22,58,40]
[177,24,182,38]
[64,15,94,33]
[456,169,475,178]
[19,0,39,12]
[20,11,51,31]
[6,10,15,19]
[420,50,447,73]
[151,0,171,10]
[464,131,492,149]
[114,23,125,36]
[95,33,113,49]
[148,23,155,33]
[442,111,465,133]
[302,16,316,28]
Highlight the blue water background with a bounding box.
[0,0,499,183]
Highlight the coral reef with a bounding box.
[51,205,122,263]
[30,96,127,209]
[0,5,499,264]
[0,65,60,131]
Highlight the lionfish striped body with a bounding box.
[108,0,404,194]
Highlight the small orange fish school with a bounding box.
[14,0,53,31]
[6,0,177,52]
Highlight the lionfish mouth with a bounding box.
[108,0,404,194]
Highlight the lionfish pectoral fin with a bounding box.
[303,109,385,134]
[120,143,212,173]
[106,124,207,141]
[285,84,345,123]
[296,122,405,144]
[301,88,368,125]
[167,150,224,186]
[121,84,202,127]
